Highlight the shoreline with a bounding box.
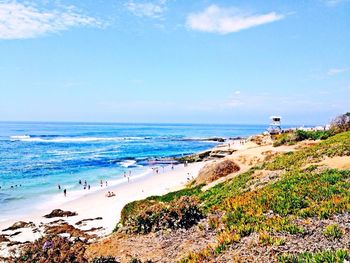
[0,160,207,257]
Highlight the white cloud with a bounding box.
[186,5,284,34]
[327,68,349,76]
[125,1,167,18]
[0,1,102,40]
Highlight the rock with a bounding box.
[195,159,240,185]
[76,217,103,226]
[2,221,35,231]
[9,231,21,237]
[45,223,95,240]
[0,235,10,243]
[44,209,78,218]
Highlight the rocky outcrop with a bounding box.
[194,159,240,186]
[44,209,78,218]
[176,149,236,163]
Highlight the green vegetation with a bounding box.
[273,111,350,147]
[278,250,349,263]
[273,130,332,147]
[259,231,285,246]
[266,132,350,170]
[323,224,344,239]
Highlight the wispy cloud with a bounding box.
[327,67,349,76]
[125,0,167,18]
[186,5,284,34]
[0,1,102,40]
[324,0,347,6]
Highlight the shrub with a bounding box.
[121,196,203,234]
[330,112,350,133]
[272,130,332,147]
[119,186,203,227]
[294,130,332,141]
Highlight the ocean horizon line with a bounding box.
[0,120,320,127]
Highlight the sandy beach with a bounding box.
[0,161,206,257]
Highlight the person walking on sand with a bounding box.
[100,180,103,187]
[105,181,108,187]
[63,189,67,197]
[127,176,130,183]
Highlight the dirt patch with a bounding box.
[86,220,217,263]
[246,170,282,192]
[319,156,350,170]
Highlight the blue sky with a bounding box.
[0,0,349,125]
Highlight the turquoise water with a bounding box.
[0,122,266,220]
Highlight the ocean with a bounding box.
[0,122,266,220]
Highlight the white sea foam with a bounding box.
[10,135,30,140]
[10,136,146,143]
[120,160,137,168]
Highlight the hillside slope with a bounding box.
[87,132,350,262]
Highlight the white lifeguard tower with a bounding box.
[267,116,282,134]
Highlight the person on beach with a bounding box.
[129,170,131,177]
[171,164,174,170]
[79,180,82,185]
[105,181,108,187]
[58,184,61,190]
[100,180,103,187]
[88,185,90,190]
[127,176,130,183]
[124,171,126,178]
[63,189,67,197]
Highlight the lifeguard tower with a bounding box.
[267,116,282,134]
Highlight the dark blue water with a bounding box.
[0,122,266,219]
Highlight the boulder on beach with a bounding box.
[44,209,78,218]
[2,221,35,232]
[195,159,240,186]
